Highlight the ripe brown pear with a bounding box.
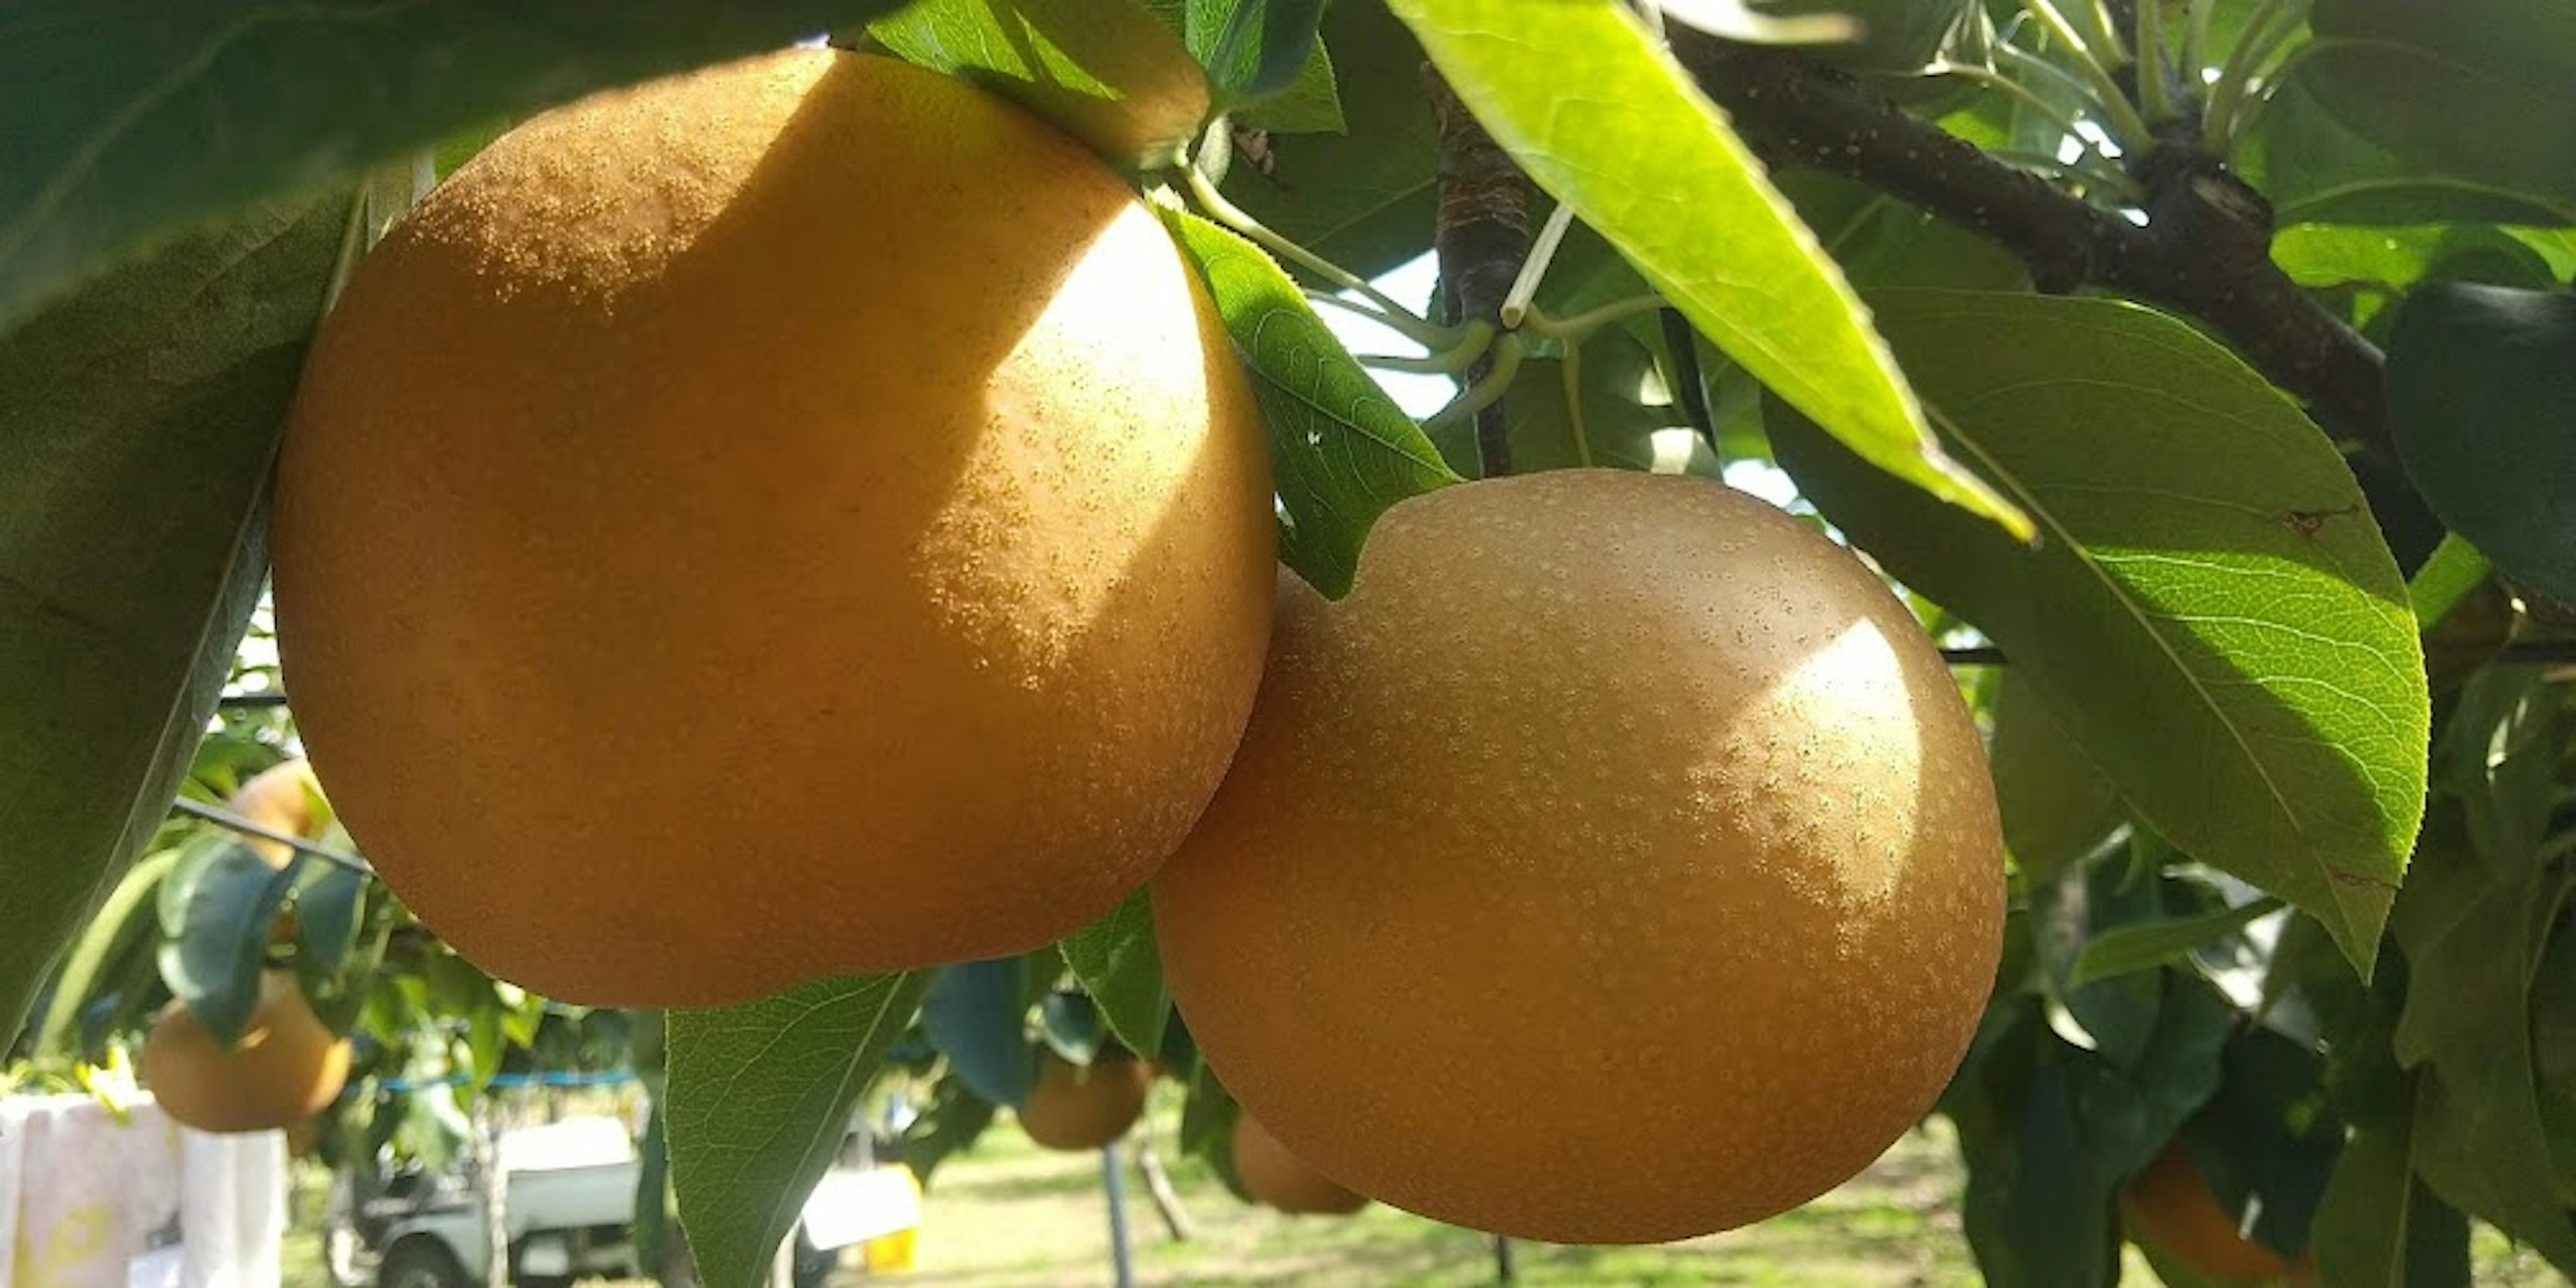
[1016,1050,1154,1151]
[272,49,1276,1006]
[140,970,353,1135]
[1152,468,2004,1243]
[1232,1110,1368,1216]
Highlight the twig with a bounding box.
[1424,65,1532,478]
[1666,30,2395,465]
[1132,1141,1195,1242]
[169,796,374,875]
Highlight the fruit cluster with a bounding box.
[254,48,2005,1242]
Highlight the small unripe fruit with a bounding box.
[1154,468,2004,1242]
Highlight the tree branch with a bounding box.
[1667,31,2396,466]
[1425,65,1531,478]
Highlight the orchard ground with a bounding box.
[277,1110,2567,1287]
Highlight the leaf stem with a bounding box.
[1951,54,2108,154]
[1563,341,1595,468]
[1421,333,1526,439]
[1520,295,1669,345]
[2201,0,2306,152]
[1182,162,1444,346]
[1355,319,1498,376]
[1501,205,1578,329]
[2184,0,2214,80]
[2017,0,2155,149]
[2134,0,2173,124]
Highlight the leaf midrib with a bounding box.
[1927,399,2337,926]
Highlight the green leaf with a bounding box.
[2300,0,2576,207]
[1989,673,2125,885]
[2385,284,2576,606]
[1389,0,2030,540]
[1059,890,1171,1058]
[0,3,908,332]
[2178,1028,2345,1261]
[2311,1106,2474,1288]
[155,833,297,1045]
[2070,898,2286,989]
[1161,206,1459,596]
[1232,34,1344,135]
[1220,0,1438,282]
[1190,0,1328,104]
[2404,535,2491,633]
[292,858,368,974]
[1768,289,2428,973]
[1742,0,1974,72]
[2390,782,2576,1270]
[669,971,930,1288]
[2239,76,2576,227]
[32,847,178,1059]
[898,1069,1000,1186]
[0,195,345,1043]
[2034,849,2167,1071]
[871,0,1212,169]
[2273,224,2571,296]
[922,958,1035,1108]
[1948,1007,2125,1288]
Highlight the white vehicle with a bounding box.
[325,1114,922,1288]
[326,1116,648,1288]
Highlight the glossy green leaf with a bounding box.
[2312,1108,2474,1288]
[1989,673,2125,885]
[1220,0,1438,282]
[1162,206,1459,596]
[2300,0,2576,207]
[2239,76,2576,228]
[0,3,908,331]
[2273,224,2572,299]
[0,196,344,1044]
[2385,284,2576,606]
[156,833,297,1045]
[669,971,931,1288]
[1389,0,2033,541]
[871,0,1212,169]
[292,857,367,974]
[1768,290,2428,973]
[1189,0,1328,103]
[2070,898,2286,989]
[1059,890,1171,1059]
[922,958,1035,1108]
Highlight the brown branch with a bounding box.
[1666,30,2397,466]
[1424,65,1531,478]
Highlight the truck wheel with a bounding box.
[377,1238,471,1288]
